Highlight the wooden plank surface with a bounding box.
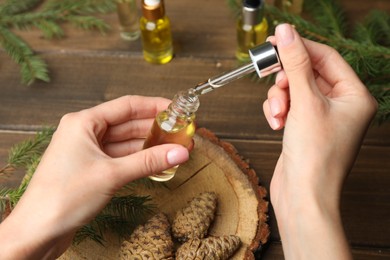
[1,0,389,258]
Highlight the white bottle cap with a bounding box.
[144,0,160,6]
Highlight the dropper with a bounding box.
[193,41,282,95]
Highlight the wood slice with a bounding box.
[59,128,269,259]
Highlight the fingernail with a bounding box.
[167,147,189,165]
[270,117,281,129]
[276,24,295,46]
[269,97,282,117]
[275,70,285,85]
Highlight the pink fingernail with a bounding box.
[271,117,281,129]
[269,98,282,117]
[276,24,295,46]
[275,70,285,85]
[167,147,189,165]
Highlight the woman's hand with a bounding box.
[0,95,190,259]
[263,24,377,259]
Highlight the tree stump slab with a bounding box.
[60,128,270,259]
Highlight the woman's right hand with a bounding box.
[263,24,377,259]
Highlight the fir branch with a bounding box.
[361,10,390,47]
[0,0,43,16]
[35,19,65,39]
[377,95,390,124]
[42,0,116,15]
[6,127,54,170]
[66,15,110,33]
[73,223,105,245]
[0,0,115,85]
[0,26,50,85]
[74,195,156,245]
[303,0,347,38]
[0,188,12,214]
[1,11,62,31]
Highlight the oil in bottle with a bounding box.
[143,89,199,181]
[140,0,173,64]
[236,0,268,62]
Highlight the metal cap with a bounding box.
[249,41,282,78]
[242,0,263,26]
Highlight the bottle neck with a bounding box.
[142,0,165,21]
[242,2,264,26]
[168,89,200,119]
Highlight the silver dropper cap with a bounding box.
[249,42,282,78]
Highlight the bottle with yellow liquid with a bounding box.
[236,0,268,62]
[143,89,199,181]
[140,0,173,64]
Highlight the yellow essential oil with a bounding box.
[140,0,173,64]
[116,0,140,41]
[143,89,199,181]
[236,0,268,62]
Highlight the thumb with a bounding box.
[111,144,189,185]
[275,24,317,101]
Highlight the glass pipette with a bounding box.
[193,41,282,95]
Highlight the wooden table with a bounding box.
[1,0,389,259]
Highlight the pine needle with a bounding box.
[0,0,115,85]
[303,0,347,38]
[0,0,43,16]
[7,127,54,169]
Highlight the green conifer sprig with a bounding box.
[0,0,115,85]
[0,128,156,245]
[0,0,44,16]
[227,0,390,123]
[74,194,155,245]
[0,26,50,85]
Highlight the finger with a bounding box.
[275,24,317,101]
[187,139,195,152]
[110,144,190,185]
[266,36,276,45]
[103,139,145,157]
[88,95,170,126]
[267,84,290,118]
[263,100,284,130]
[275,70,289,88]
[103,118,154,143]
[301,38,361,90]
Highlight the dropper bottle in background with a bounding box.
[236,0,268,62]
[116,0,140,41]
[140,0,173,64]
[143,90,199,182]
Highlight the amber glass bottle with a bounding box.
[143,89,199,181]
[140,0,173,64]
[236,0,268,62]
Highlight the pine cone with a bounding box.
[175,235,241,260]
[119,213,174,260]
[172,192,218,242]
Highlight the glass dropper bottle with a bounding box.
[193,41,282,95]
[143,42,281,182]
